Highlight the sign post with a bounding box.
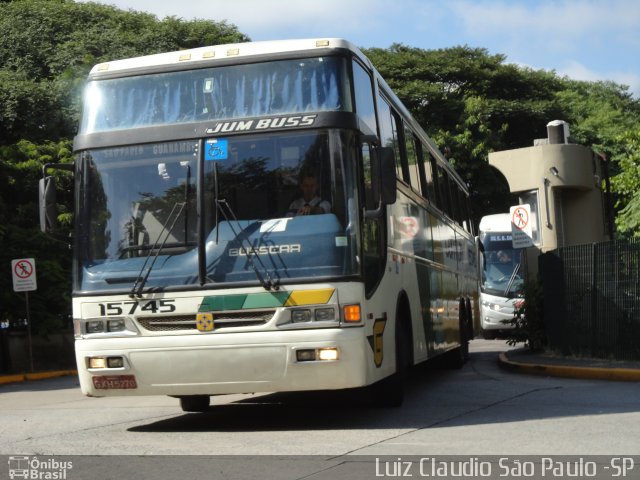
[11,258,37,372]
[510,205,534,249]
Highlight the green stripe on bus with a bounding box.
[199,291,292,311]
[242,291,291,309]
[199,294,248,312]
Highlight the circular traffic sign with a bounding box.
[512,207,529,230]
[14,259,34,279]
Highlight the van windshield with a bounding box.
[480,233,524,297]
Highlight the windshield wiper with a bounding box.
[214,198,279,291]
[208,161,278,291]
[504,261,521,297]
[130,201,186,297]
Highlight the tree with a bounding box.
[363,44,567,219]
[0,0,250,144]
[609,130,640,237]
[363,44,640,229]
[0,0,249,333]
[2,0,640,336]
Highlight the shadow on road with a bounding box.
[127,343,640,433]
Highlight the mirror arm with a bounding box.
[364,201,385,219]
[43,162,74,176]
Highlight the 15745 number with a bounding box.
[97,299,176,316]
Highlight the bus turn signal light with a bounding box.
[343,304,361,322]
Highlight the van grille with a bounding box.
[137,310,275,332]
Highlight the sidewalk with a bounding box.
[499,348,640,382]
[0,369,77,385]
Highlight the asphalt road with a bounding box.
[1,340,639,479]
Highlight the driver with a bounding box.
[287,173,331,216]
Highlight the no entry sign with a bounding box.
[11,258,37,292]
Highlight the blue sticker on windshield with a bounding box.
[205,139,228,161]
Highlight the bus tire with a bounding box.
[465,297,474,340]
[372,299,411,408]
[481,328,496,340]
[179,395,210,412]
[447,300,469,369]
[461,298,470,361]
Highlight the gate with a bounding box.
[540,238,640,360]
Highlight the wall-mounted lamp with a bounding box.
[549,166,559,177]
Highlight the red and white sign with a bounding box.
[510,205,534,248]
[397,216,419,238]
[11,258,37,292]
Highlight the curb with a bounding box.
[0,370,78,386]
[498,352,640,382]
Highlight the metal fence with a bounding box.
[540,238,640,360]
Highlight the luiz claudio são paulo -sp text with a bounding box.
[374,457,636,478]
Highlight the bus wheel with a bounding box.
[447,301,469,369]
[179,395,210,412]
[372,306,410,408]
[481,328,496,340]
[465,297,474,340]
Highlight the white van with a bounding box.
[478,214,525,338]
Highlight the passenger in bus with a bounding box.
[287,173,331,216]
[497,250,512,263]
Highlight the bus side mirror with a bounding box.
[39,176,59,233]
[362,143,396,218]
[379,146,396,205]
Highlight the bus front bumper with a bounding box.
[75,327,370,397]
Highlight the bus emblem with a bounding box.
[196,312,214,332]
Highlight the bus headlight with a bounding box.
[314,308,335,321]
[317,348,339,361]
[279,306,340,328]
[80,318,139,337]
[291,309,312,323]
[295,347,339,362]
[87,356,125,369]
[107,318,126,332]
[86,320,105,334]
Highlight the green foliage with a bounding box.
[609,130,640,237]
[0,0,248,333]
[505,279,546,351]
[1,0,640,336]
[0,69,68,143]
[0,0,250,144]
[363,44,640,227]
[0,139,74,334]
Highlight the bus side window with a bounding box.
[458,187,472,232]
[435,165,450,215]
[376,93,403,181]
[421,149,437,204]
[360,141,386,294]
[361,143,377,211]
[405,127,423,194]
[447,176,461,225]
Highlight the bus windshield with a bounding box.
[81,56,351,134]
[480,233,524,297]
[75,129,359,293]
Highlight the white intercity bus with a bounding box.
[40,39,478,411]
[478,214,525,338]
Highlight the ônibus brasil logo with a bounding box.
[8,456,73,479]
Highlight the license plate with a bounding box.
[92,375,137,389]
